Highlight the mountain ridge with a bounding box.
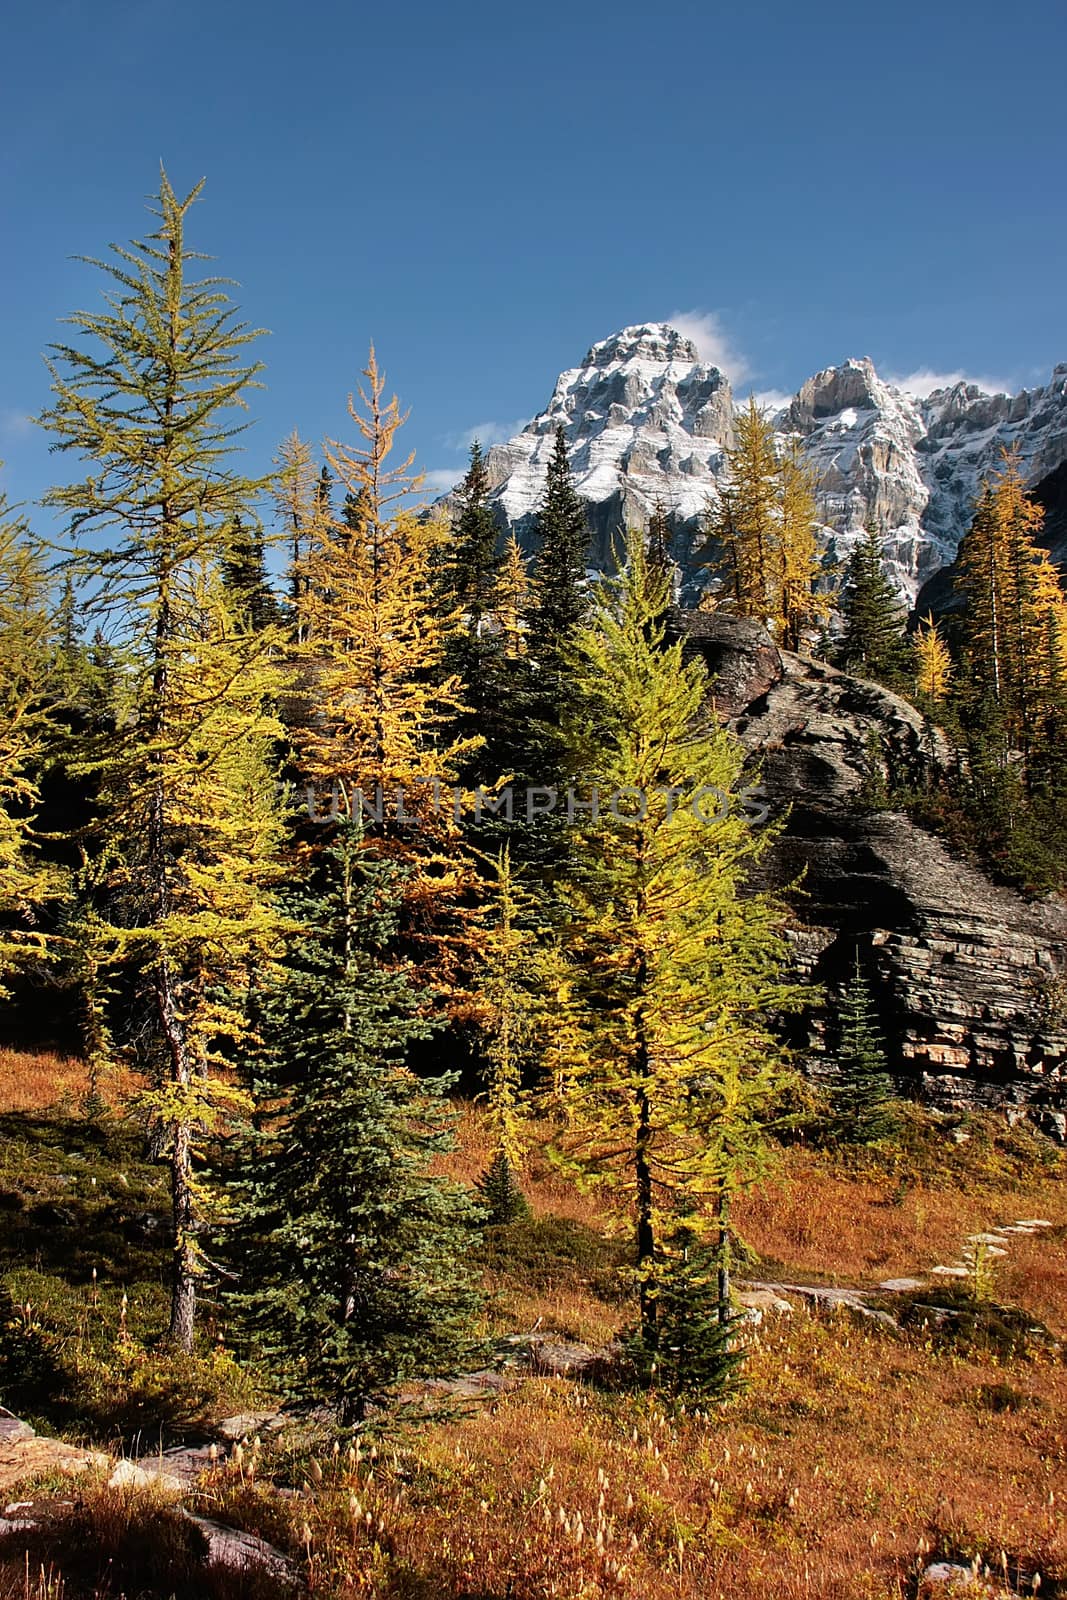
[436,323,1067,601]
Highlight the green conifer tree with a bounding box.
[450,441,502,632]
[441,443,512,799]
[827,950,898,1144]
[837,523,908,681]
[516,427,591,868]
[236,825,482,1422]
[527,426,590,671]
[621,1223,745,1402]
[222,516,280,632]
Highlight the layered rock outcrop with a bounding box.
[675,610,1067,1127]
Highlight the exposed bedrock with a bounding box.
[673,609,1067,1127]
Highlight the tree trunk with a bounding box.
[635,1082,656,1346]
[155,942,197,1353]
[716,1185,732,1326]
[169,1117,197,1351]
[634,986,656,1346]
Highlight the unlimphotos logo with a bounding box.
[295,779,770,828]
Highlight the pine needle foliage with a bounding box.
[826,950,898,1145]
[38,171,290,1351]
[837,523,909,682]
[221,516,280,632]
[476,1150,530,1227]
[526,426,590,672]
[448,440,502,634]
[235,824,482,1423]
[439,444,521,805]
[551,527,809,1345]
[515,427,592,870]
[620,1230,747,1403]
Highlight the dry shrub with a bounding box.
[0,1478,295,1600]
[205,1303,1064,1599]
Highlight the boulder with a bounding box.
[108,1458,184,1494]
[182,1512,298,1584]
[0,1411,34,1446]
[216,1409,287,1443]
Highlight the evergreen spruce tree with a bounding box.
[476,1150,530,1227]
[552,527,809,1357]
[517,426,591,868]
[39,173,289,1350]
[621,1224,746,1402]
[527,426,590,671]
[222,516,280,631]
[237,825,481,1422]
[827,951,898,1144]
[440,442,512,799]
[449,441,502,633]
[837,522,908,681]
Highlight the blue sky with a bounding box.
[2,0,1065,518]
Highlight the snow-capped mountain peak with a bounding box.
[439,327,1067,602]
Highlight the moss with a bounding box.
[480,1214,630,1299]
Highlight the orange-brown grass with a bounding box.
[0,1048,88,1114]
[196,1308,1066,1599]
[0,1048,142,1115]
[444,1105,1067,1333]
[737,1152,1067,1309]
[437,1104,613,1232]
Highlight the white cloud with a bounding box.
[445,418,529,452]
[421,467,463,494]
[665,310,751,382]
[888,367,1011,399]
[751,389,793,413]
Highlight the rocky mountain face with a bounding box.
[675,610,1067,1133]
[446,324,1067,603]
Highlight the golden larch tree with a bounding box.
[291,349,482,996]
[914,612,952,699]
[40,173,290,1350]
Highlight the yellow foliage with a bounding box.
[914,611,952,699]
[707,401,830,648]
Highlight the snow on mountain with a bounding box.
[437,325,1067,603]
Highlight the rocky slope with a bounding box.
[673,609,1067,1131]
[440,325,1067,602]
